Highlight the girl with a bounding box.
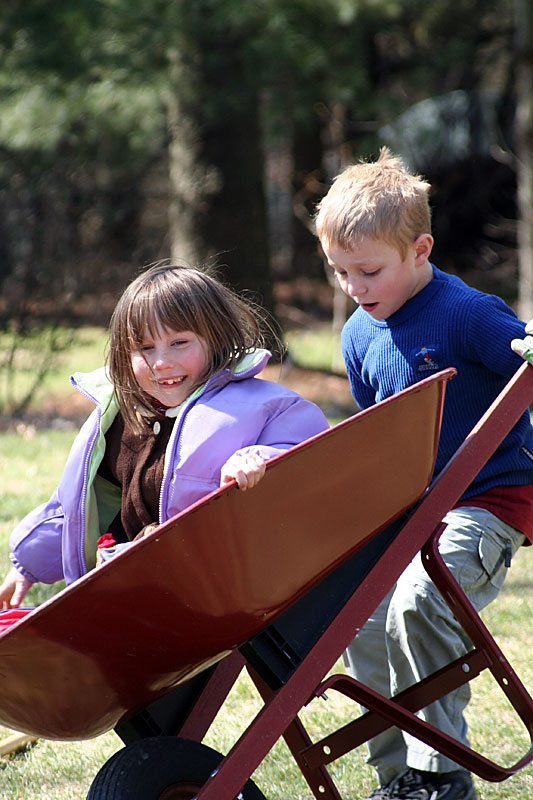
[0,264,328,608]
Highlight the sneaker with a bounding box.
[362,785,393,800]
[388,768,477,800]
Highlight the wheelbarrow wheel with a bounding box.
[86,736,268,800]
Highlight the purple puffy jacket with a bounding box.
[10,351,328,586]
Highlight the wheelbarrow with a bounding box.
[0,364,531,799]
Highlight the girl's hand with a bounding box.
[0,567,33,610]
[220,452,266,491]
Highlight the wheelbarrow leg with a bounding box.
[248,666,343,800]
[177,651,246,741]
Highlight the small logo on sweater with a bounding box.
[413,345,441,373]
[521,445,533,463]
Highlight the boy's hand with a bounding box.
[220,452,266,491]
[0,567,33,610]
[511,320,533,365]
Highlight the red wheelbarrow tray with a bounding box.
[0,369,451,741]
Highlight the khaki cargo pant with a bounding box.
[343,506,526,785]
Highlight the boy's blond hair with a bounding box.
[315,147,432,258]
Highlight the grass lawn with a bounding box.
[0,327,531,798]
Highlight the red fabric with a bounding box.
[455,484,533,543]
[0,608,33,634]
[97,533,117,549]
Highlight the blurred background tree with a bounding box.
[514,0,533,320]
[0,0,529,354]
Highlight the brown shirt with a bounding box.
[98,413,174,541]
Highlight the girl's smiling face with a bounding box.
[322,234,434,320]
[131,326,210,408]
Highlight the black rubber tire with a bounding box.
[86,736,268,800]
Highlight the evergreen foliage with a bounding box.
[0,0,521,329]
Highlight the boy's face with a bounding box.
[321,234,433,320]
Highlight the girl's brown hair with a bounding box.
[107,263,267,433]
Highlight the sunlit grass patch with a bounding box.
[285,324,345,374]
[466,550,533,799]
[0,729,121,800]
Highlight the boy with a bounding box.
[314,148,533,800]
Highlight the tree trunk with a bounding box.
[323,102,351,373]
[291,114,326,279]
[515,0,533,320]
[167,53,208,271]
[166,33,272,313]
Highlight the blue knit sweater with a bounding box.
[341,265,533,499]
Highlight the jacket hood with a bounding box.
[222,349,271,379]
[70,367,115,407]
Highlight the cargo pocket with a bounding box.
[478,529,513,591]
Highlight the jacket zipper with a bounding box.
[71,378,103,576]
[157,377,220,523]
